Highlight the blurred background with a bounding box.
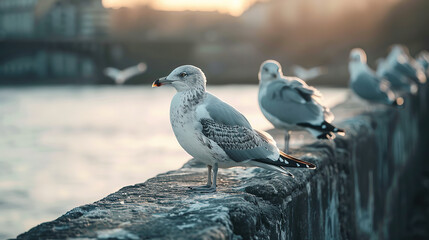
[0,0,428,239]
[0,0,428,85]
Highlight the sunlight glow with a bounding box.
[102,0,257,16]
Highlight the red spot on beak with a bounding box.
[152,79,162,87]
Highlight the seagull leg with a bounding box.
[191,163,217,193]
[206,165,212,186]
[188,165,213,190]
[284,130,291,153]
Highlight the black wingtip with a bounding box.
[334,128,345,133]
[280,169,295,178]
[317,132,334,140]
[298,121,345,136]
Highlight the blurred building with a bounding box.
[0,0,110,84]
[37,0,110,38]
[0,0,38,37]
[0,0,110,38]
[0,0,427,85]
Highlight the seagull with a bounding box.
[348,48,404,107]
[152,65,316,193]
[258,60,345,153]
[376,55,418,95]
[291,65,327,81]
[388,45,426,84]
[417,51,429,76]
[104,63,147,85]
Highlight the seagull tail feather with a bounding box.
[297,121,345,135]
[248,160,294,177]
[279,151,317,169]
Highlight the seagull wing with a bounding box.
[287,77,323,98]
[292,65,326,81]
[260,80,324,124]
[378,56,420,93]
[307,66,327,79]
[417,54,429,72]
[197,94,277,163]
[197,94,316,169]
[394,60,418,78]
[203,93,252,128]
[199,117,279,163]
[103,67,121,80]
[119,63,147,84]
[351,68,393,103]
[291,65,306,79]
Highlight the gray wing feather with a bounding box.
[104,67,120,79]
[205,93,252,128]
[260,81,322,124]
[351,71,391,102]
[288,77,322,98]
[200,118,278,163]
[391,53,414,75]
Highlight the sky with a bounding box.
[102,0,258,16]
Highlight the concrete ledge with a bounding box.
[16,88,428,240]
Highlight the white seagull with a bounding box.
[152,65,316,193]
[376,58,417,94]
[417,51,429,76]
[376,45,423,94]
[104,63,147,85]
[348,48,404,107]
[389,45,427,84]
[258,60,345,153]
[291,65,327,81]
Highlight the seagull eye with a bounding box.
[263,67,268,72]
[180,72,188,78]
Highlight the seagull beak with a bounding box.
[152,77,173,87]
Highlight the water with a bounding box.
[0,85,347,239]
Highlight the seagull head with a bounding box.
[153,65,206,92]
[259,60,283,83]
[390,44,409,56]
[349,48,367,64]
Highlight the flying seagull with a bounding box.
[104,62,147,85]
[152,65,316,193]
[348,48,404,107]
[291,65,327,81]
[258,60,345,153]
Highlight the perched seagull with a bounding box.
[389,45,426,84]
[417,51,429,75]
[258,60,345,153]
[291,65,327,81]
[376,55,418,95]
[152,65,316,193]
[348,48,404,107]
[104,63,147,85]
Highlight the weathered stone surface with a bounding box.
[15,88,428,240]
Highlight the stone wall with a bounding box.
[16,87,428,240]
